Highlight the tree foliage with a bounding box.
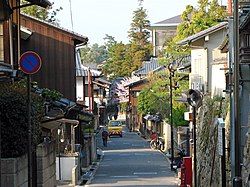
[137,71,189,126]
[80,43,108,64]
[0,81,44,158]
[102,1,152,79]
[161,0,226,63]
[176,0,226,41]
[21,0,62,24]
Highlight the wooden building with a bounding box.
[126,78,148,131]
[20,14,88,100]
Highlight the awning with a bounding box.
[40,118,79,131]
[144,114,162,122]
[40,120,61,131]
[143,114,153,120]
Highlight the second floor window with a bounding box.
[0,24,4,62]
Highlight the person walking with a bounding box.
[102,128,109,147]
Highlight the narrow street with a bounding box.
[86,127,178,187]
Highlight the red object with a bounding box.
[150,132,157,140]
[180,157,192,187]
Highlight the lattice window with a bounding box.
[0,24,3,62]
[245,34,250,47]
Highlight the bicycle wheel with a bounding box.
[150,140,157,149]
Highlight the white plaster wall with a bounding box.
[204,29,227,95]
[211,48,227,97]
[163,121,171,151]
[190,28,227,95]
[190,48,208,92]
[56,156,79,181]
[211,63,226,97]
[76,77,84,101]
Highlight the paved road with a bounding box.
[86,127,178,187]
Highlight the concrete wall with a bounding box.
[2,154,28,187]
[36,142,56,187]
[1,142,56,187]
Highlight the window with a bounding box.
[245,34,250,47]
[0,24,3,62]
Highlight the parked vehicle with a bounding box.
[150,132,165,151]
[108,120,123,137]
[173,148,186,170]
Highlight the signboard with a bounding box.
[217,118,225,156]
[19,51,42,74]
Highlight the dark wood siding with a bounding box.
[20,16,78,101]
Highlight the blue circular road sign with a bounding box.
[19,51,42,74]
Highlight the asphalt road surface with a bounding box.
[86,127,178,187]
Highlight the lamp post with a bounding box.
[168,62,177,171]
[187,89,203,187]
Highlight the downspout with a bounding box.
[17,1,20,60]
[9,19,13,66]
[205,48,209,93]
[71,123,79,153]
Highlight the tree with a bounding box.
[176,0,226,41]
[102,42,128,79]
[137,71,189,126]
[80,43,108,64]
[102,1,152,79]
[128,0,152,61]
[21,0,62,24]
[161,0,226,62]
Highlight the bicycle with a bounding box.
[150,137,164,151]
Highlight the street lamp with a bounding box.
[168,61,178,171]
[187,89,203,187]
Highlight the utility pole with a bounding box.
[233,0,242,185]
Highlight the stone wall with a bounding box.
[242,129,250,186]
[196,97,228,187]
[36,142,56,187]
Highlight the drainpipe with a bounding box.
[8,19,13,66]
[71,124,79,153]
[228,0,232,16]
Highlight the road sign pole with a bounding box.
[27,75,32,187]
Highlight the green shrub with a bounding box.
[0,81,44,158]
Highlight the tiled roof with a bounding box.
[178,22,228,45]
[133,58,164,76]
[21,14,88,44]
[124,78,148,87]
[75,51,102,77]
[154,15,182,25]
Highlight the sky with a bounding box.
[53,0,227,45]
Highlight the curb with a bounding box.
[82,150,104,186]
